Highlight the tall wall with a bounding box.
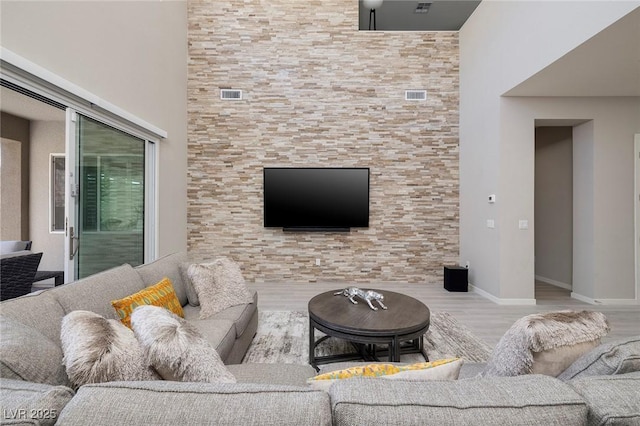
[460,1,640,302]
[0,1,188,257]
[188,0,460,283]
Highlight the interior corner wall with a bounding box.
[503,97,639,301]
[0,1,188,257]
[0,112,30,240]
[187,0,460,283]
[535,127,573,288]
[29,121,65,271]
[459,1,639,301]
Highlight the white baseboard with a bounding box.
[469,284,537,306]
[571,292,639,305]
[535,275,572,291]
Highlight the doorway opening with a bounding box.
[534,126,574,302]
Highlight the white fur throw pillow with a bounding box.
[481,310,609,377]
[187,257,254,319]
[60,310,159,389]
[130,305,236,383]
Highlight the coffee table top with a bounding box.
[308,289,430,338]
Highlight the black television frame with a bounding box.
[263,167,370,232]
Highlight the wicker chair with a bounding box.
[0,252,43,301]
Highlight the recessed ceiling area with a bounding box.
[0,86,65,122]
[359,0,481,31]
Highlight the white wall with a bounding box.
[535,127,573,288]
[0,139,21,240]
[0,1,188,256]
[460,1,640,302]
[29,121,65,272]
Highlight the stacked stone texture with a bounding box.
[188,0,459,284]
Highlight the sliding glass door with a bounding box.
[66,111,148,280]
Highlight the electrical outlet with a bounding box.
[315,258,321,266]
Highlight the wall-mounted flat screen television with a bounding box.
[263,167,369,231]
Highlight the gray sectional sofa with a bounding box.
[1,252,639,425]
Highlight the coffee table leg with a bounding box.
[309,319,318,371]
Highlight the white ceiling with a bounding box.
[359,0,481,31]
[505,7,640,97]
[0,86,65,122]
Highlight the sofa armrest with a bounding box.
[56,380,331,426]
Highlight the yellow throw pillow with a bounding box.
[111,277,184,328]
[307,358,463,391]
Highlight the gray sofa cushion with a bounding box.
[52,264,146,319]
[0,316,68,386]
[56,381,332,426]
[227,363,317,387]
[183,290,258,338]
[134,252,188,306]
[0,291,66,345]
[558,336,640,380]
[0,379,74,426]
[329,375,588,426]
[189,318,237,361]
[568,372,640,426]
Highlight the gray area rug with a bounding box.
[242,311,492,365]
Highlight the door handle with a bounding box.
[69,226,79,260]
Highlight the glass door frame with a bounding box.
[64,108,158,282]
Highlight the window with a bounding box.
[50,154,65,232]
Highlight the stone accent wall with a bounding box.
[187,0,459,284]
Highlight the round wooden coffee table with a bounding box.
[308,289,430,370]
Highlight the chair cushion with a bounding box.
[183,290,257,338]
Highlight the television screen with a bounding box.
[263,167,369,230]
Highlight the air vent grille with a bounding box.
[220,89,242,100]
[405,90,427,101]
[415,2,432,14]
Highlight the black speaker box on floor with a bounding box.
[444,265,468,292]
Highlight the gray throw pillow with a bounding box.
[131,305,236,383]
[558,335,640,380]
[187,257,254,319]
[0,315,69,386]
[60,311,160,389]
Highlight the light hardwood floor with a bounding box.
[248,281,640,348]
